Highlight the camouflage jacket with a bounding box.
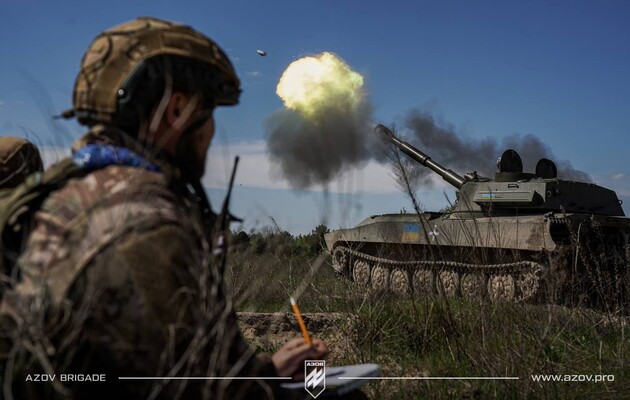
[1,126,284,400]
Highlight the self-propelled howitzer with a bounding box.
[325,125,629,303]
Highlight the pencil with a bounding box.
[290,297,312,346]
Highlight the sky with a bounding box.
[0,0,628,234]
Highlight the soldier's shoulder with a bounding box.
[17,165,195,301]
[43,165,181,224]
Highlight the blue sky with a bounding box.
[1,0,628,233]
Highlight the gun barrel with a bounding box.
[377,124,465,189]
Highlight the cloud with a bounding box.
[245,71,262,78]
[224,49,240,63]
[611,173,625,180]
[37,141,450,198]
[204,140,413,194]
[38,146,70,168]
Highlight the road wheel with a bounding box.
[371,265,389,290]
[488,274,515,302]
[353,260,371,287]
[460,273,485,299]
[390,269,411,295]
[437,270,460,297]
[412,269,435,297]
[332,247,349,276]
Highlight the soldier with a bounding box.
[0,137,43,190]
[1,17,327,399]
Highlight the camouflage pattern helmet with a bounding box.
[0,137,43,189]
[67,17,241,126]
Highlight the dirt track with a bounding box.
[237,312,355,363]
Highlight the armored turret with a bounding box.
[378,124,624,216]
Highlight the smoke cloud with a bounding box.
[266,106,591,191]
[266,103,373,189]
[265,53,591,190]
[266,52,375,189]
[405,111,592,183]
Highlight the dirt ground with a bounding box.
[237,312,356,365]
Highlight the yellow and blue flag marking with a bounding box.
[402,223,421,242]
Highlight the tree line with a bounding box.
[231,224,330,260]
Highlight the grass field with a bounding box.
[226,232,629,399]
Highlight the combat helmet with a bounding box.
[64,17,241,126]
[0,137,43,189]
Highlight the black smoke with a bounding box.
[265,106,592,190]
[404,111,592,183]
[265,102,374,189]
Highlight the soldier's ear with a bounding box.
[165,92,192,126]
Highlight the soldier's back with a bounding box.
[6,162,212,399]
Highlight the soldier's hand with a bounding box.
[271,337,329,380]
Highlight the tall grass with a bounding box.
[225,230,629,399]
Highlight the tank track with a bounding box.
[332,246,544,302]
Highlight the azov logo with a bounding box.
[304,360,326,398]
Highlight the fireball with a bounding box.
[276,52,364,119]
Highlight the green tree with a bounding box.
[295,224,330,258]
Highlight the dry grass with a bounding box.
[227,246,629,399]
